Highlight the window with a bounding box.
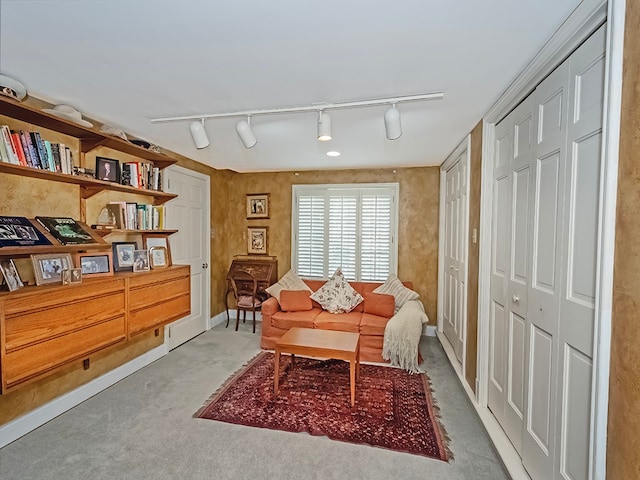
[292,184,398,281]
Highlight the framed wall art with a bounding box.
[31,253,73,285]
[75,251,114,277]
[246,193,270,219]
[247,226,268,255]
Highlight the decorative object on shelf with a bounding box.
[247,226,268,255]
[99,124,128,141]
[133,249,150,272]
[73,166,95,178]
[96,207,117,227]
[0,258,24,291]
[35,216,95,244]
[0,73,27,101]
[75,251,114,278]
[31,252,73,285]
[112,241,137,272]
[149,246,169,269]
[246,193,270,219]
[95,156,120,183]
[41,104,93,128]
[0,216,52,247]
[143,233,172,266]
[120,163,132,186]
[70,268,82,284]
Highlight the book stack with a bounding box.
[0,125,74,174]
[105,202,166,230]
[122,161,163,191]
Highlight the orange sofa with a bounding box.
[260,279,414,363]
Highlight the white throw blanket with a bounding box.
[382,299,429,374]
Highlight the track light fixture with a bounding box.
[317,111,332,141]
[151,92,444,149]
[189,119,210,149]
[236,116,257,148]
[384,103,402,140]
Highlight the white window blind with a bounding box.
[293,184,398,281]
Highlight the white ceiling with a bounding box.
[0,0,579,172]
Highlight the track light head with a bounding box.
[317,111,332,141]
[236,117,257,149]
[189,119,210,149]
[384,104,402,140]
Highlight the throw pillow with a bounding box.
[373,274,419,313]
[363,292,395,318]
[265,269,312,303]
[279,290,313,312]
[310,267,364,314]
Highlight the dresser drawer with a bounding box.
[129,276,189,310]
[129,294,191,336]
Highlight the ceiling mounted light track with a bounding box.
[151,92,444,149]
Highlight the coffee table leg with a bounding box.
[274,349,281,394]
[350,359,356,406]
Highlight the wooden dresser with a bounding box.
[225,256,277,315]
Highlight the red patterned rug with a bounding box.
[195,351,451,460]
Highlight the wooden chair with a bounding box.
[228,270,262,333]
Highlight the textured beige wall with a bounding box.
[222,167,440,323]
[465,121,482,393]
[608,1,640,477]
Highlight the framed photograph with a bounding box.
[31,253,73,285]
[247,226,268,255]
[142,233,172,266]
[0,258,24,291]
[112,241,137,272]
[133,249,150,272]
[75,251,114,277]
[95,156,120,183]
[62,269,72,285]
[149,246,169,269]
[246,193,270,219]
[70,268,83,284]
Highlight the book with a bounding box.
[0,126,19,164]
[24,132,41,169]
[35,216,95,244]
[50,143,62,172]
[30,132,49,170]
[10,132,28,166]
[18,131,34,168]
[0,127,9,163]
[44,140,55,171]
[0,216,53,247]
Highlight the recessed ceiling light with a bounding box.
[327,151,341,157]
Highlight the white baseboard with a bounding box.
[422,325,437,336]
[0,344,166,449]
[208,311,228,328]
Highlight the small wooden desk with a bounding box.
[274,328,360,406]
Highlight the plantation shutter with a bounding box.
[293,184,398,281]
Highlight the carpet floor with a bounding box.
[196,351,450,460]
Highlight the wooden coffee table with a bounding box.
[274,327,360,406]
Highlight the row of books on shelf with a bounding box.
[0,125,75,174]
[105,202,166,231]
[121,161,163,191]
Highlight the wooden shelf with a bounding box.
[0,242,110,257]
[0,162,177,204]
[91,228,178,237]
[0,96,176,168]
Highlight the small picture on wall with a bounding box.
[246,193,269,219]
[247,226,268,255]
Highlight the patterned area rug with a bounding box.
[195,351,451,460]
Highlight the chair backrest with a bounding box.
[230,270,258,299]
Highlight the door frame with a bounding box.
[163,164,211,336]
[437,134,471,372]
[476,0,623,478]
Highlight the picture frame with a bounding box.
[142,233,172,266]
[149,246,169,269]
[247,226,268,255]
[70,268,83,284]
[112,241,137,272]
[31,253,73,285]
[133,249,150,272]
[75,251,114,277]
[62,269,72,285]
[95,156,120,183]
[246,193,270,219]
[0,258,24,291]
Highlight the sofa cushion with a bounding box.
[265,269,312,303]
[313,311,361,332]
[363,292,395,318]
[271,308,322,330]
[310,268,364,314]
[279,289,313,312]
[360,312,391,336]
[373,274,420,313]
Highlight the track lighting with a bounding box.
[384,103,402,140]
[189,119,210,149]
[317,111,332,141]
[236,116,257,148]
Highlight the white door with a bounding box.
[163,166,210,350]
[442,152,467,361]
[488,95,534,455]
